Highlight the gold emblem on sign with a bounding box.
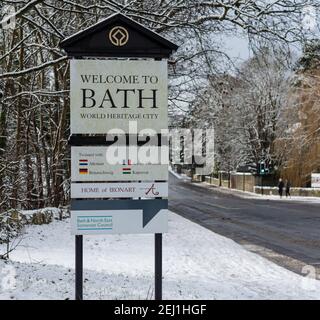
[109,26,129,46]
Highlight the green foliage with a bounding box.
[297,40,320,71]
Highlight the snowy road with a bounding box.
[1,212,320,299]
[169,173,320,275]
[1,175,320,299]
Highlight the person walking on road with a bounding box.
[278,178,284,198]
[285,179,291,198]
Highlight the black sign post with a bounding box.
[155,233,163,300]
[75,235,83,300]
[60,12,178,301]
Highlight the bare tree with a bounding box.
[275,40,320,186]
[0,0,317,209]
[184,44,291,174]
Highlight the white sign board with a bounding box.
[71,182,168,198]
[71,209,168,235]
[70,59,168,134]
[311,173,320,188]
[71,146,168,182]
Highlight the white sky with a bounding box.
[224,34,251,63]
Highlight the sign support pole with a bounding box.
[75,235,83,300]
[155,233,162,300]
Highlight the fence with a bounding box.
[198,172,320,197]
[254,186,320,197]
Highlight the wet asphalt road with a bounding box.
[169,173,320,274]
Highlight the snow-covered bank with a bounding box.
[204,183,320,203]
[169,167,191,181]
[1,212,320,300]
[169,168,320,203]
[172,170,320,204]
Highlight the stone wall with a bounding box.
[195,172,320,197]
[204,176,228,187]
[203,173,254,191]
[254,186,320,197]
[230,173,255,192]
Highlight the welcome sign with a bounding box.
[61,12,178,300]
[70,59,168,134]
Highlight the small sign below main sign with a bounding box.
[71,146,168,182]
[71,199,168,235]
[71,210,168,235]
[71,182,168,199]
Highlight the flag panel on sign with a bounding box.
[71,146,168,182]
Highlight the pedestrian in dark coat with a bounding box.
[278,178,284,198]
[285,180,291,198]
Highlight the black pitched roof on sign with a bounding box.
[60,12,178,58]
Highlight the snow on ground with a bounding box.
[20,207,62,217]
[0,212,320,300]
[248,194,320,203]
[169,167,191,181]
[170,169,320,203]
[174,175,320,204]
[201,182,320,204]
